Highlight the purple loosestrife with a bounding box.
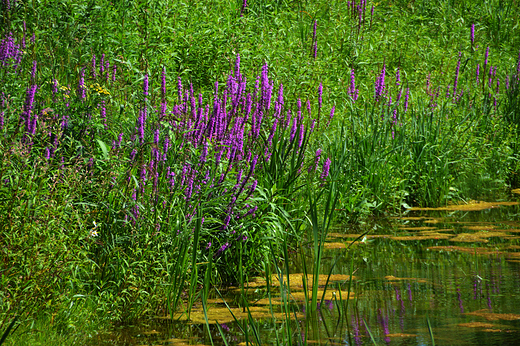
[318,83,323,111]
[349,69,359,101]
[309,148,321,173]
[453,53,461,100]
[375,63,386,101]
[471,24,475,46]
[396,68,401,86]
[143,74,149,97]
[100,54,105,75]
[78,67,86,100]
[328,105,335,126]
[404,88,410,113]
[178,77,183,102]
[100,100,106,128]
[290,117,297,142]
[0,111,3,130]
[484,47,490,70]
[22,21,26,49]
[31,60,37,82]
[240,0,247,16]
[476,63,480,85]
[320,157,331,181]
[298,122,305,148]
[112,63,117,82]
[105,61,110,82]
[22,84,37,134]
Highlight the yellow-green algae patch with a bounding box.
[464,225,497,230]
[327,233,362,239]
[166,305,304,324]
[397,226,437,231]
[238,273,356,290]
[457,322,500,329]
[410,200,519,211]
[385,275,428,284]
[449,231,510,243]
[386,333,418,337]
[324,242,348,249]
[464,309,520,321]
[390,233,452,241]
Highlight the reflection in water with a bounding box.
[92,198,520,345]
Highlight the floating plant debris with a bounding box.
[327,233,363,239]
[390,233,452,241]
[323,242,349,249]
[457,322,499,329]
[166,306,304,325]
[397,226,437,230]
[385,333,418,337]
[385,275,428,283]
[464,309,520,321]
[449,231,510,243]
[410,201,520,211]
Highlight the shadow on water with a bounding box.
[92,191,520,345]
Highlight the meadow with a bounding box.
[1,0,519,344]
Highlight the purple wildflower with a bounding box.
[112,63,117,82]
[78,67,86,100]
[100,54,105,74]
[375,63,386,101]
[31,60,37,82]
[404,88,410,113]
[453,53,461,99]
[318,83,323,111]
[471,24,475,46]
[349,69,359,101]
[241,0,247,16]
[321,158,331,181]
[143,74,149,97]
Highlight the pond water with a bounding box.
[95,191,520,345]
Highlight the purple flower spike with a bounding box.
[78,67,86,100]
[112,63,117,82]
[375,63,386,101]
[349,69,359,101]
[100,53,105,74]
[321,157,331,181]
[241,0,247,16]
[318,83,323,110]
[404,88,410,113]
[143,74,149,97]
[484,47,490,68]
[471,24,475,45]
[31,60,37,82]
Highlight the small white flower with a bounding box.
[88,221,99,238]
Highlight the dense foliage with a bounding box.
[1,0,519,344]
